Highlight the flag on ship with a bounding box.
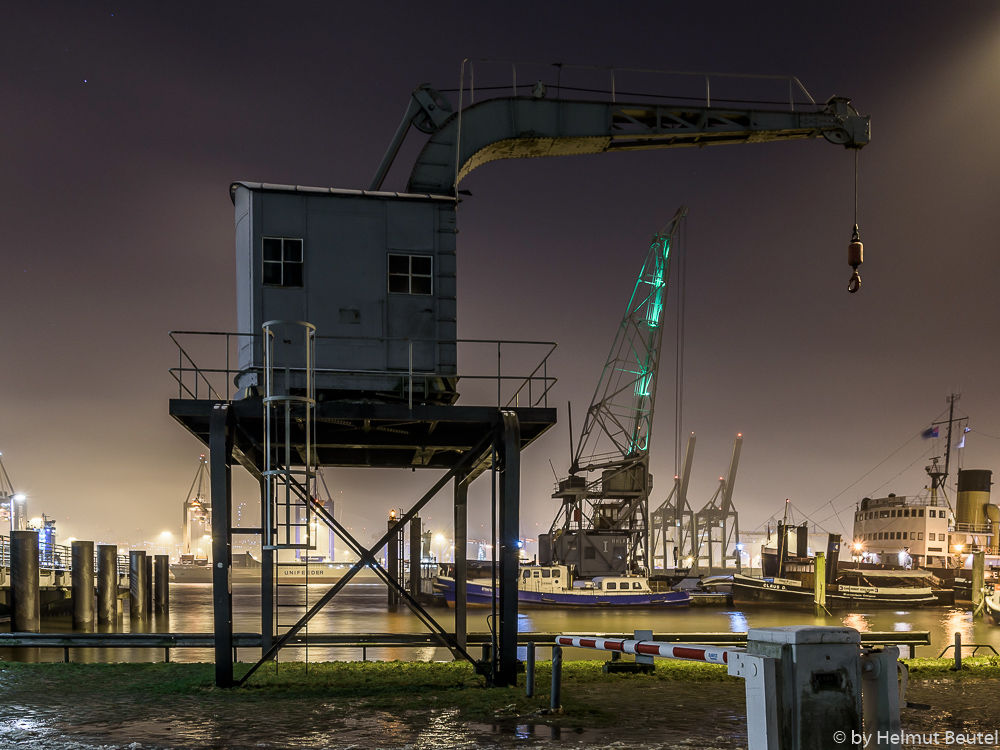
[921,426,939,439]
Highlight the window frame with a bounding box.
[262,236,304,288]
[387,253,433,296]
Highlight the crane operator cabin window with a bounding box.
[262,237,304,287]
[388,253,433,295]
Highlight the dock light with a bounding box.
[12,493,25,502]
[735,543,744,552]
[389,509,396,520]
[434,533,445,544]
[954,544,965,553]
[853,542,864,552]
[684,556,694,567]
[160,531,173,538]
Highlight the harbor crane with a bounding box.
[213,64,872,689]
[540,208,685,577]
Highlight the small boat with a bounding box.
[433,564,690,608]
[731,569,939,608]
[985,586,1000,624]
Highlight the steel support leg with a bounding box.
[454,471,469,652]
[496,410,521,687]
[409,515,421,599]
[259,475,274,653]
[210,403,235,688]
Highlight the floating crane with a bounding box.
[540,208,685,577]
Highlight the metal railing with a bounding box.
[168,331,557,409]
[457,59,817,111]
[0,535,129,575]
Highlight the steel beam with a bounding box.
[454,471,469,651]
[496,410,521,687]
[209,403,235,688]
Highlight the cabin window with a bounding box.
[918,532,924,540]
[541,569,551,578]
[929,510,935,518]
[879,511,889,518]
[633,582,643,590]
[606,582,617,590]
[929,533,935,541]
[262,237,304,287]
[388,253,433,295]
[904,509,910,517]
[522,570,531,579]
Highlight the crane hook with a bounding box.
[847,223,863,294]
[848,269,861,294]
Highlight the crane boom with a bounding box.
[404,94,869,195]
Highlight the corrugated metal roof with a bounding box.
[229,181,457,204]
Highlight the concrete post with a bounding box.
[96,544,118,624]
[129,550,148,620]
[71,540,95,631]
[11,530,40,632]
[154,555,170,615]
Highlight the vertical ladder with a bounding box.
[262,320,317,660]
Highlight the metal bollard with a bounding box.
[96,544,118,624]
[129,550,147,620]
[526,641,535,697]
[71,541,95,631]
[11,530,40,632]
[953,631,962,670]
[550,644,562,711]
[153,555,170,615]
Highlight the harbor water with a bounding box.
[2,582,998,663]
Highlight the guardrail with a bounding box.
[168,331,557,409]
[0,630,931,663]
[0,536,129,575]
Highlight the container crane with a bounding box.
[539,208,685,577]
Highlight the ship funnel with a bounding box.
[957,469,996,553]
[956,470,992,526]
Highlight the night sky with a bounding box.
[3,3,1000,553]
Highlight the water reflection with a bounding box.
[4,583,1000,663]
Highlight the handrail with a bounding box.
[458,58,817,111]
[168,331,558,409]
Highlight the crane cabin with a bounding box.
[231,183,459,404]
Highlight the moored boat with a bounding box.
[434,564,689,608]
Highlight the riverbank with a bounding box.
[1,658,999,749]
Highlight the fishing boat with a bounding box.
[731,526,939,609]
[433,564,690,608]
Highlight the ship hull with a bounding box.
[433,576,690,608]
[732,573,938,608]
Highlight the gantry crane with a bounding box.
[540,208,685,577]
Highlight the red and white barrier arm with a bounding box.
[554,635,741,665]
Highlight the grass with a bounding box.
[2,656,997,734]
[0,658,738,729]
